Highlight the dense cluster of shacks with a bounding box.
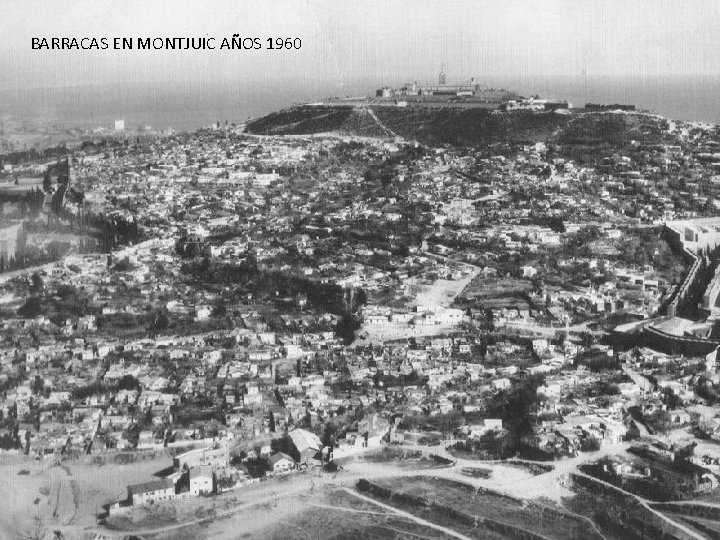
[3,112,720,510]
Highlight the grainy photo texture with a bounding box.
[1,1,720,538]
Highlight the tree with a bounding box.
[581,436,601,452]
[42,171,52,193]
[30,272,43,293]
[486,374,545,450]
[149,310,169,333]
[437,410,463,440]
[270,435,300,461]
[478,335,488,357]
[18,297,43,318]
[580,331,595,348]
[322,422,338,448]
[212,301,227,317]
[117,375,141,391]
[661,387,683,410]
[486,308,495,331]
[335,314,361,344]
[244,457,268,478]
[645,409,672,434]
[477,429,514,459]
[31,376,44,394]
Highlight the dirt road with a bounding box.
[341,487,473,540]
[81,440,712,539]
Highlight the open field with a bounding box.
[0,176,43,195]
[361,476,603,540]
[580,448,707,503]
[410,269,478,309]
[454,276,534,310]
[0,451,173,539]
[7,439,705,539]
[262,487,460,540]
[566,473,710,540]
[357,264,479,344]
[649,502,720,538]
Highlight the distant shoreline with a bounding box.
[2,73,720,133]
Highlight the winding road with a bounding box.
[80,437,717,540]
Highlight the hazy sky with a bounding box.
[3,0,720,127]
[3,0,720,94]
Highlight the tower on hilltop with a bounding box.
[439,63,446,85]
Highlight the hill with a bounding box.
[245,104,679,154]
[246,104,571,146]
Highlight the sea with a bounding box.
[2,74,719,133]
[501,73,720,127]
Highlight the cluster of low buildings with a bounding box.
[2,107,720,515]
[109,428,323,514]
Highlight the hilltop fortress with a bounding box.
[372,66,571,111]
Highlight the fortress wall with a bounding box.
[643,326,719,356]
[661,225,706,317]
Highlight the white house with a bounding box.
[269,452,295,473]
[189,465,214,496]
[128,479,175,506]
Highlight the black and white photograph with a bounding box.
[3,1,720,538]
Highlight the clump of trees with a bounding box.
[451,429,514,460]
[17,296,43,318]
[398,410,463,440]
[450,374,550,460]
[181,258,367,321]
[270,435,300,461]
[175,232,210,259]
[335,314,362,344]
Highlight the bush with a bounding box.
[17,297,43,318]
[581,436,601,452]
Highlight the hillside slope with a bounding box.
[246,104,571,146]
[245,104,680,153]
